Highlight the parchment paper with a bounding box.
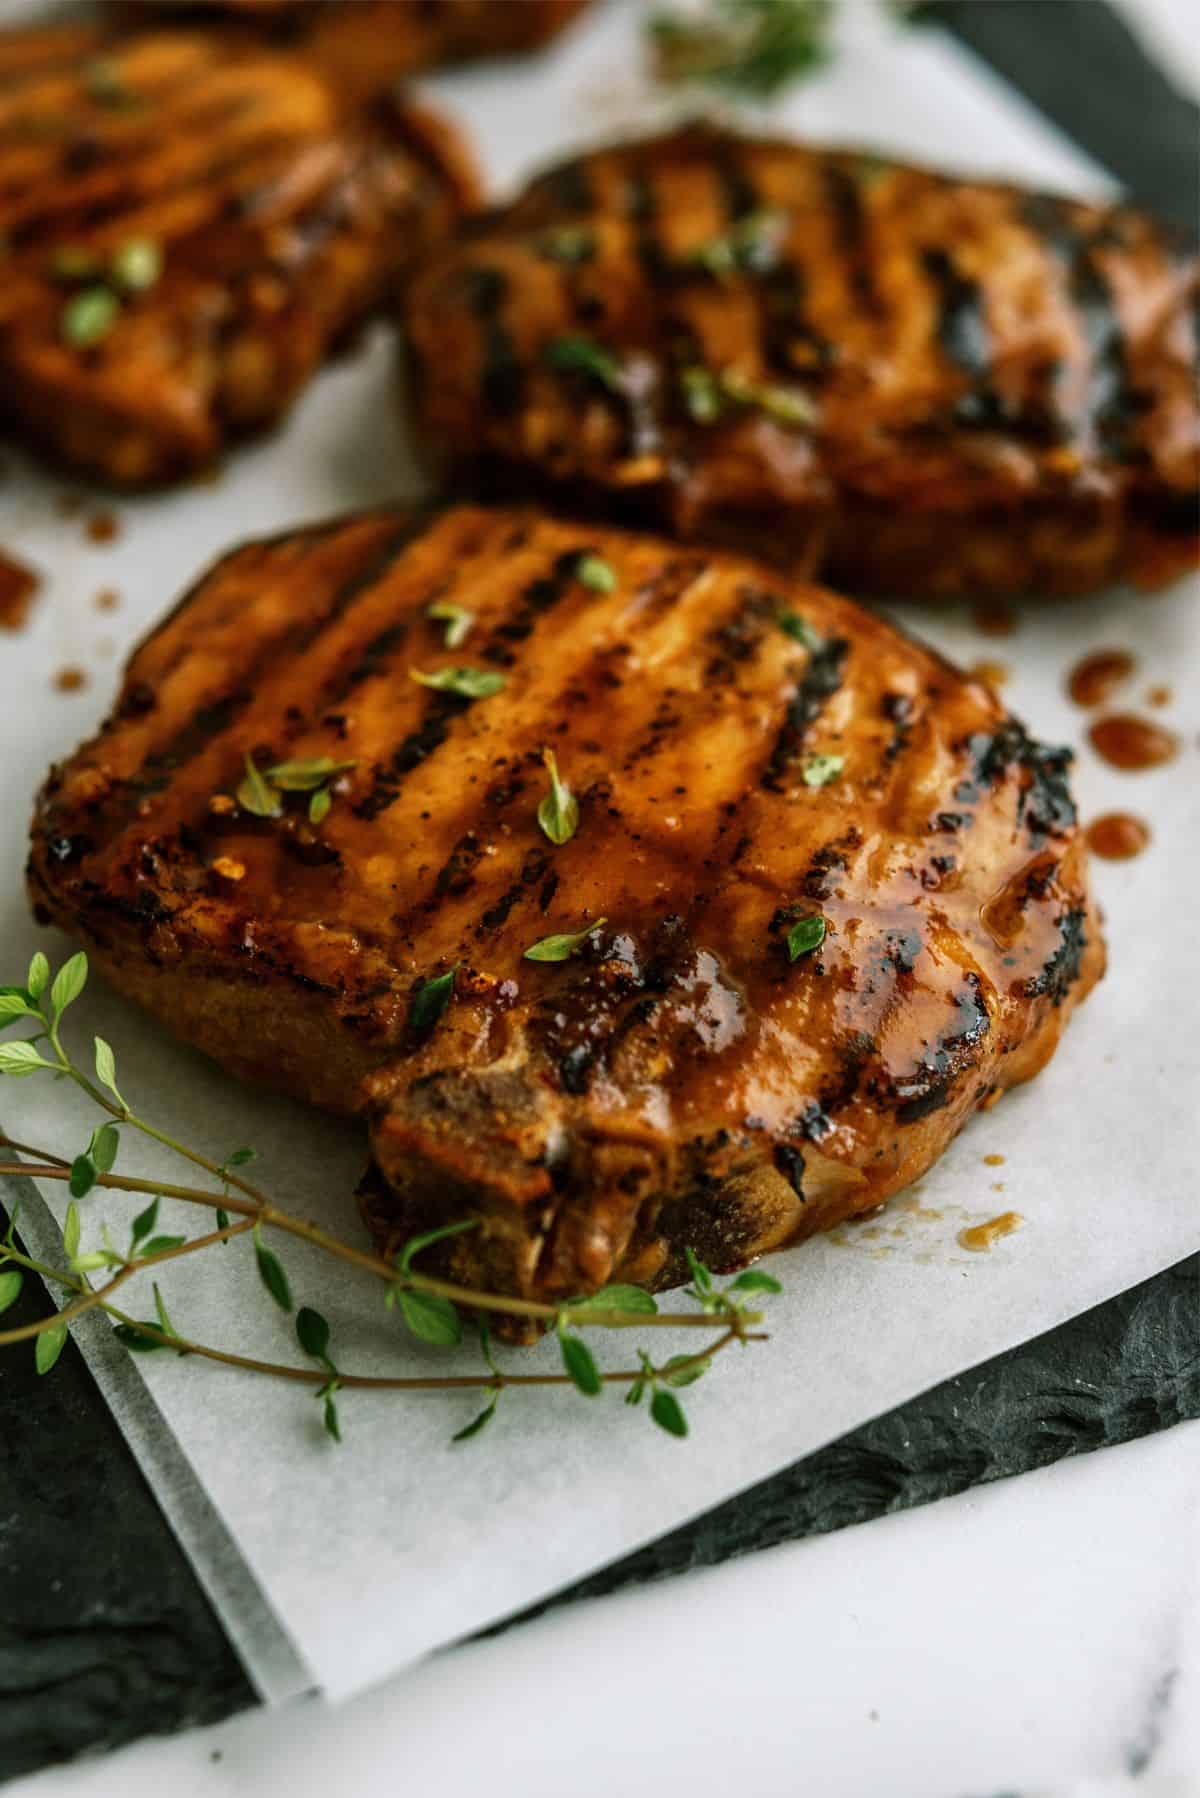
[1,0,1197,1705]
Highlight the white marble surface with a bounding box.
[15,1420,1200,1798]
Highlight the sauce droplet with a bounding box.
[53,665,87,692]
[958,1211,1023,1253]
[94,587,120,611]
[1086,812,1151,860]
[1067,647,1135,707]
[969,658,1010,690]
[1146,685,1172,709]
[971,598,1017,638]
[0,548,41,630]
[1089,713,1179,771]
[983,1153,1005,1166]
[85,510,119,545]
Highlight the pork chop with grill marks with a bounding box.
[0,23,476,486]
[403,124,1199,598]
[109,2,592,90]
[29,506,1103,1317]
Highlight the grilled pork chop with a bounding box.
[29,506,1103,1312]
[403,125,1199,598]
[111,2,591,88]
[0,23,475,486]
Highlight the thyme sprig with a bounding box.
[0,954,778,1446]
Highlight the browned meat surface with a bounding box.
[109,1,591,92]
[403,125,1200,598]
[0,24,476,486]
[29,505,1103,1314]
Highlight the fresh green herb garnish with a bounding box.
[537,227,596,265]
[537,748,579,846]
[802,754,844,787]
[574,553,617,594]
[0,951,783,1448]
[60,286,119,349]
[680,366,724,424]
[649,0,834,97]
[544,335,623,391]
[524,918,606,963]
[410,666,506,698]
[678,364,816,431]
[719,368,816,427]
[427,600,475,649]
[786,913,827,960]
[685,208,787,278]
[264,757,356,792]
[111,237,162,294]
[235,754,283,819]
[777,610,822,650]
[409,963,458,1034]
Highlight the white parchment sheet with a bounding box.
[1,0,1197,1706]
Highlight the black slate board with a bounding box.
[4,0,1199,1781]
[2,1204,1196,1782]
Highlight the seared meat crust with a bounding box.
[403,125,1199,597]
[0,24,476,486]
[110,1,590,91]
[29,506,1102,1311]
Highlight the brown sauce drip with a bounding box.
[94,587,120,611]
[968,659,1010,689]
[86,511,120,545]
[1089,714,1179,771]
[1067,647,1135,707]
[0,548,41,630]
[959,1211,1023,1252]
[971,598,1017,638]
[53,666,87,692]
[1146,685,1172,709]
[1086,812,1151,859]
[983,1153,1005,1167]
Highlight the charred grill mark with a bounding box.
[824,162,880,315]
[464,265,523,418]
[1070,252,1143,458]
[881,690,915,763]
[431,830,484,903]
[714,144,759,222]
[478,549,581,665]
[476,847,550,936]
[892,974,991,1123]
[919,246,1014,431]
[759,261,834,380]
[772,1142,806,1197]
[321,621,408,705]
[1021,194,1142,456]
[956,722,1076,844]
[761,635,849,792]
[546,157,593,213]
[1022,907,1087,1005]
[624,166,667,282]
[354,692,467,821]
[801,831,860,902]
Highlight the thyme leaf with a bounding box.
[786,913,827,960]
[537,748,579,846]
[524,918,606,962]
[410,666,505,698]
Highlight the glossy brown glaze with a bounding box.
[0,22,476,485]
[959,1211,1022,1251]
[1086,812,1151,858]
[403,124,1200,599]
[109,0,590,94]
[0,547,40,629]
[1088,713,1179,770]
[1067,647,1136,707]
[29,505,1104,1314]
